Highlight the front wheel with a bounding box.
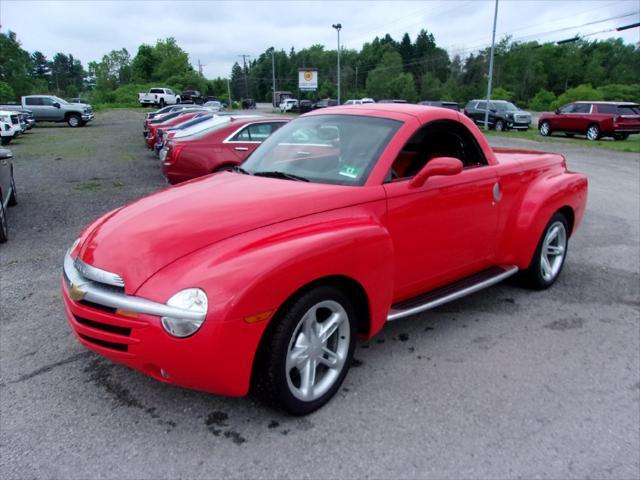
[614,133,629,141]
[521,212,569,290]
[67,114,81,127]
[586,124,600,141]
[539,121,551,137]
[0,137,10,146]
[494,120,505,132]
[255,285,356,415]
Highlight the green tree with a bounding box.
[0,81,16,101]
[153,38,191,81]
[131,45,156,82]
[528,89,556,111]
[552,84,602,109]
[491,86,513,100]
[0,31,33,97]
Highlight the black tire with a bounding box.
[1,137,11,146]
[67,114,81,128]
[159,99,166,108]
[539,121,551,137]
[8,169,17,206]
[614,134,629,141]
[0,201,8,243]
[494,120,505,132]
[586,124,600,141]
[564,133,575,138]
[520,212,569,290]
[254,285,357,415]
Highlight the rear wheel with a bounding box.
[539,121,551,137]
[586,124,600,141]
[521,212,569,290]
[159,98,166,108]
[255,285,356,415]
[8,169,17,206]
[614,133,629,141]
[0,202,8,243]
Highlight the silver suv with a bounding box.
[22,95,94,127]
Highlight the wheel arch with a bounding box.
[502,172,587,269]
[249,273,371,394]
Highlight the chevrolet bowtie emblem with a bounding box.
[69,283,86,301]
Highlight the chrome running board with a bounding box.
[387,265,519,322]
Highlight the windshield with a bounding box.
[495,102,518,111]
[175,116,232,139]
[242,114,401,186]
[52,96,70,105]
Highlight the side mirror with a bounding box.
[53,102,60,108]
[409,157,463,188]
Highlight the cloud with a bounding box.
[1,0,637,79]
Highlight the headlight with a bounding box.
[161,288,208,337]
[70,237,82,255]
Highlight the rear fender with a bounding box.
[500,171,588,268]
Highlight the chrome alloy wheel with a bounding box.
[539,121,550,136]
[587,125,600,141]
[285,300,350,402]
[540,221,567,282]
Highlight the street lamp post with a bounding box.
[332,23,342,104]
[484,0,499,131]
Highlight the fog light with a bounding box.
[161,288,208,338]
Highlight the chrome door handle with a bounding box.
[234,147,249,151]
[492,182,502,202]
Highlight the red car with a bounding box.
[161,117,289,184]
[144,111,207,149]
[538,101,640,141]
[62,104,588,414]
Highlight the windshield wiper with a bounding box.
[253,170,309,182]
[232,165,252,175]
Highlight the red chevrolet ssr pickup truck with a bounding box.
[62,104,588,415]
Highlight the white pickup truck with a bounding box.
[138,88,181,108]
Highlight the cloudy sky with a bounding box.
[1,0,638,78]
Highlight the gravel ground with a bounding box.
[1,110,638,479]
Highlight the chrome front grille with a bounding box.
[73,257,125,289]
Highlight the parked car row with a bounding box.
[141,103,288,184]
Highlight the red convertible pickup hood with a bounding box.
[78,173,381,293]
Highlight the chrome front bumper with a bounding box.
[63,251,204,322]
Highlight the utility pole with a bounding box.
[484,0,499,131]
[197,59,203,76]
[332,23,342,104]
[355,64,358,92]
[227,78,232,108]
[238,54,250,99]
[271,48,276,108]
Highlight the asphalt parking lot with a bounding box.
[1,110,638,479]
